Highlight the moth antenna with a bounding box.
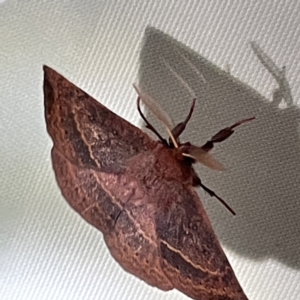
[182,98,196,126]
[171,98,196,140]
[136,97,167,144]
[163,59,197,100]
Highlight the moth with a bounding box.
[44,65,252,300]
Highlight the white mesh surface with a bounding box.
[1,1,300,300]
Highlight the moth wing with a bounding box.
[51,146,173,291]
[133,84,175,130]
[156,185,248,300]
[184,145,225,171]
[44,66,157,172]
[44,66,173,291]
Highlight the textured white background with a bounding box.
[1,1,300,300]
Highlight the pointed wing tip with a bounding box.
[43,65,62,81]
[43,66,66,92]
[43,65,54,76]
[43,64,49,71]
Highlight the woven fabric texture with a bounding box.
[1,1,300,300]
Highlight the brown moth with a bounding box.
[44,65,252,300]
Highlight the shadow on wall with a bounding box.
[138,27,300,270]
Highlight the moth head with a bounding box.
[167,127,225,171]
[134,84,253,172]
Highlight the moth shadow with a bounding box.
[138,27,300,270]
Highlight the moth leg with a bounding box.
[192,170,235,215]
[137,97,167,145]
[201,117,255,152]
[171,98,196,140]
[200,182,236,215]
